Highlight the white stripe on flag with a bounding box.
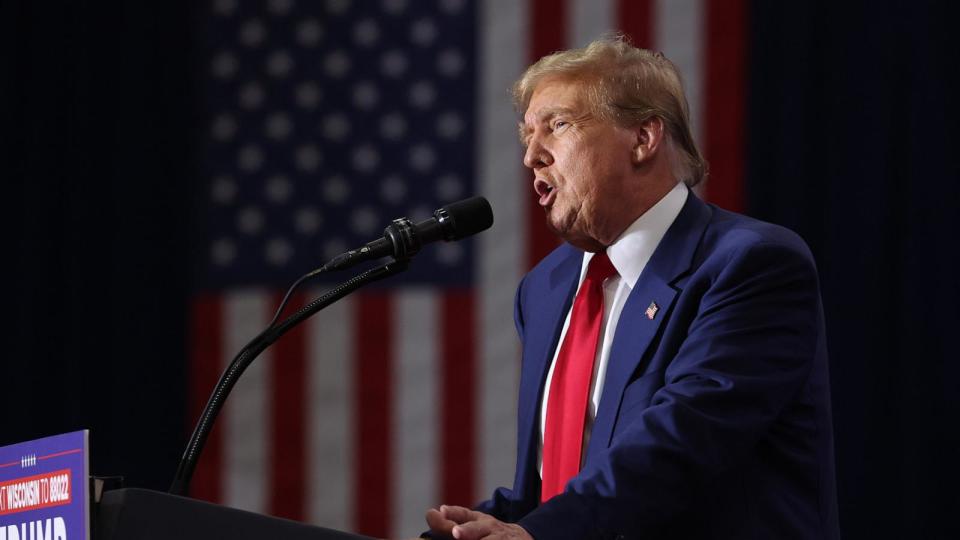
[223,290,270,513]
[393,289,440,538]
[569,0,615,48]
[306,294,354,529]
[478,0,528,502]
[654,0,705,146]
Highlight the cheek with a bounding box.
[558,147,596,193]
[570,151,610,199]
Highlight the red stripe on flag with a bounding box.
[525,0,567,270]
[704,0,747,212]
[617,0,654,48]
[269,292,307,521]
[440,290,476,506]
[188,294,223,503]
[529,0,567,61]
[354,293,393,537]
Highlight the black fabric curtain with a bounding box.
[747,1,960,537]
[1,2,194,490]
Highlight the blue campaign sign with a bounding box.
[0,431,89,540]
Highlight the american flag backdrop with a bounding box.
[190,0,746,538]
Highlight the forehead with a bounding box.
[523,79,589,123]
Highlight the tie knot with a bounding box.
[585,251,617,284]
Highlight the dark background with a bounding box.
[3,1,958,538]
[2,1,195,492]
[747,1,960,537]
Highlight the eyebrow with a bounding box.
[532,106,576,123]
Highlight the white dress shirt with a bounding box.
[538,181,689,475]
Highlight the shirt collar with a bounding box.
[582,181,689,288]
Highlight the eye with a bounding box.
[552,120,568,131]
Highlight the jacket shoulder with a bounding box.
[699,206,816,268]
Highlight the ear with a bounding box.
[631,116,665,166]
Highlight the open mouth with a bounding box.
[534,178,556,206]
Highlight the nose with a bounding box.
[523,136,552,170]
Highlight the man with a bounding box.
[423,36,840,539]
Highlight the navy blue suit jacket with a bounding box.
[476,194,840,539]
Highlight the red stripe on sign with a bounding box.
[617,0,654,48]
[269,292,307,521]
[354,293,393,537]
[704,0,747,212]
[37,449,83,461]
[525,0,567,270]
[441,290,477,507]
[188,295,223,503]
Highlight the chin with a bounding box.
[543,212,568,239]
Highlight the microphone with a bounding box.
[321,196,493,272]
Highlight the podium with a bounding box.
[96,488,375,540]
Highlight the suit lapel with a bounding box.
[516,246,582,492]
[585,194,713,458]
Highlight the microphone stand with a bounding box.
[169,257,410,496]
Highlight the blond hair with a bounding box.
[512,34,707,186]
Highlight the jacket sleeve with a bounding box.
[518,238,823,539]
[473,274,537,523]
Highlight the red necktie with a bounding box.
[541,251,617,502]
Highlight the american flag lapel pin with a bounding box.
[645,301,659,320]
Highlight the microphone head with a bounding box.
[436,196,494,241]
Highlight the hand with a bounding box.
[424,505,533,540]
[424,505,458,538]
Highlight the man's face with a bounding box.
[521,79,639,251]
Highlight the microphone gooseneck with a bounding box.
[170,195,494,495]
